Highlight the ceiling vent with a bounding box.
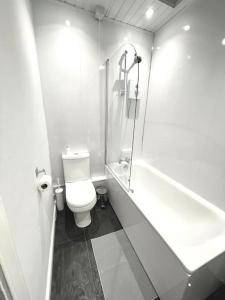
[94,5,105,21]
[158,0,183,8]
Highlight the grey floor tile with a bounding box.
[61,241,94,300]
[121,243,158,300]
[100,262,155,300]
[85,204,122,240]
[92,230,158,300]
[55,206,85,247]
[91,230,130,273]
[55,202,121,247]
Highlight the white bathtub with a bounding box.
[106,160,225,300]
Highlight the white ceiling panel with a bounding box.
[54,0,193,32]
[122,0,146,23]
[128,0,161,27]
[113,0,136,20]
[107,0,126,19]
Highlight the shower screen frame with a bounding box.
[104,46,140,192]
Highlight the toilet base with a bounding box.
[74,211,91,228]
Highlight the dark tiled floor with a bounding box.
[51,202,122,300]
[54,203,122,247]
[51,201,225,300]
[207,285,225,300]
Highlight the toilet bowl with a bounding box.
[62,151,96,228]
[65,180,96,227]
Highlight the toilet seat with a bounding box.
[66,180,96,209]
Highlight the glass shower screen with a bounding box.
[105,44,140,190]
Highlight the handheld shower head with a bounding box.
[127,54,142,73]
[134,55,142,64]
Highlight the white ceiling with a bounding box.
[55,0,193,32]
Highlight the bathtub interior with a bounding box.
[108,160,225,274]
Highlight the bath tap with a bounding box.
[119,157,130,164]
[119,158,131,172]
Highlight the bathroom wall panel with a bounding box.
[0,0,53,299]
[32,0,102,183]
[143,0,225,211]
[31,0,153,183]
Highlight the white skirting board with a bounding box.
[45,203,56,300]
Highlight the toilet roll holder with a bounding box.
[35,167,46,178]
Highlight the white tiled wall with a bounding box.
[32,0,103,183]
[32,0,153,184]
[143,0,225,211]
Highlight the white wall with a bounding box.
[0,1,53,299]
[31,0,153,183]
[143,0,225,211]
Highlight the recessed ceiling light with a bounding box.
[145,8,154,19]
[65,20,71,27]
[183,25,190,31]
[221,38,225,46]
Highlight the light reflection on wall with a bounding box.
[153,40,181,84]
[54,27,81,68]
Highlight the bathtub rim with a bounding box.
[106,162,225,275]
[133,160,225,221]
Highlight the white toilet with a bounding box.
[62,151,96,228]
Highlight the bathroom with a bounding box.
[1,0,225,299]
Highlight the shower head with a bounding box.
[127,54,142,73]
[134,55,142,64]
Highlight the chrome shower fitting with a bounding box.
[127,53,142,74]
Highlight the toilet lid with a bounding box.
[66,180,96,208]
